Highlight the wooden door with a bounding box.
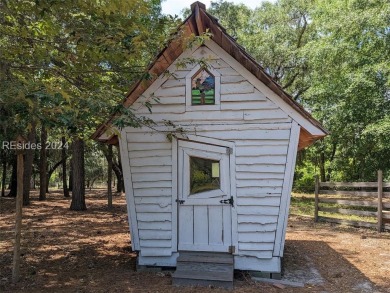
[177,140,232,252]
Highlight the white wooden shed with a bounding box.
[93,2,327,276]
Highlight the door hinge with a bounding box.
[219,196,234,207]
[226,147,233,155]
[175,199,185,204]
[229,245,235,254]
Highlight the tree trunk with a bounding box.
[23,124,36,205]
[8,156,17,197]
[116,147,124,193]
[1,150,7,197]
[70,138,86,211]
[46,158,65,193]
[12,143,24,283]
[62,137,69,197]
[39,126,47,200]
[107,144,113,208]
[69,158,73,192]
[319,151,326,182]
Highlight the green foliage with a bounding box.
[211,0,390,183]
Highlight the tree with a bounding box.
[0,0,176,208]
[39,126,47,201]
[61,136,70,198]
[70,138,86,211]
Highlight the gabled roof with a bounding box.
[92,1,328,149]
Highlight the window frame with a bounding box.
[185,64,221,112]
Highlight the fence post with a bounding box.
[377,170,383,233]
[314,175,319,222]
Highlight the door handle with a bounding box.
[219,196,234,207]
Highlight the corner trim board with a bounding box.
[119,129,140,250]
[273,121,300,256]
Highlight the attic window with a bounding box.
[185,64,220,111]
[191,69,215,105]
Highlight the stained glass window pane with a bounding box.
[190,156,220,194]
[191,69,215,105]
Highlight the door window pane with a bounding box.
[190,156,220,194]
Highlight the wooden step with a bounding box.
[176,261,233,274]
[177,251,234,264]
[173,277,233,289]
[172,251,234,289]
[173,270,233,282]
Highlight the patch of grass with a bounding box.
[290,193,377,223]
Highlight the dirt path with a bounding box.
[1,190,389,292]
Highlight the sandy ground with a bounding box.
[0,189,389,293]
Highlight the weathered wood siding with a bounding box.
[121,42,296,268]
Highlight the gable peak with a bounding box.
[191,1,206,12]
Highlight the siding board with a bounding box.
[138,221,172,230]
[137,213,171,222]
[139,230,172,240]
[133,188,172,197]
[238,231,276,243]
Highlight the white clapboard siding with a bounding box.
[244,109,290,121]
[217,67,241,76]
[128,142,171,151]
[140,239,172,248]
[239,242,275,251]
[136,204,172,213]
[237,197,281,206]
[131,166,172,174]
[129,149,172,159]
[234,139,289,146]
[126,132,169,143]
[154,86,185,97]
[210,59,230,69]
[192,46,219,59]
[137,213,171,222]
[221,101,279,111]
[133,180,171,189]
[138,221,172,230]
[236,179,284,188]
[170,70,191,79]
[221,75,247,84]
[161,78,185,89]
[134,104,185,114]
[221,91,267,102]
[240,250,273,258]
[153,96,185,104]
[236,156,286,165]
[140,248,173,257]
[132,172,172,182]
[220,81,254,95]
[135,196,171,206]
[238,223,277,232]
[136,111,245,123]
[130,157,171,167]
[139,230,172,240]
[133,188,172,197]
[238,231,276,243]
[236,172,285,180]
[238,206,280,216]
[236,146,289,156]
[238,215,278,224]
[119,45,301,266]
[237,187,283,196]
[201,129,290,140]
[236,164,286,174]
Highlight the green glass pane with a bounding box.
[190,156,220,194]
